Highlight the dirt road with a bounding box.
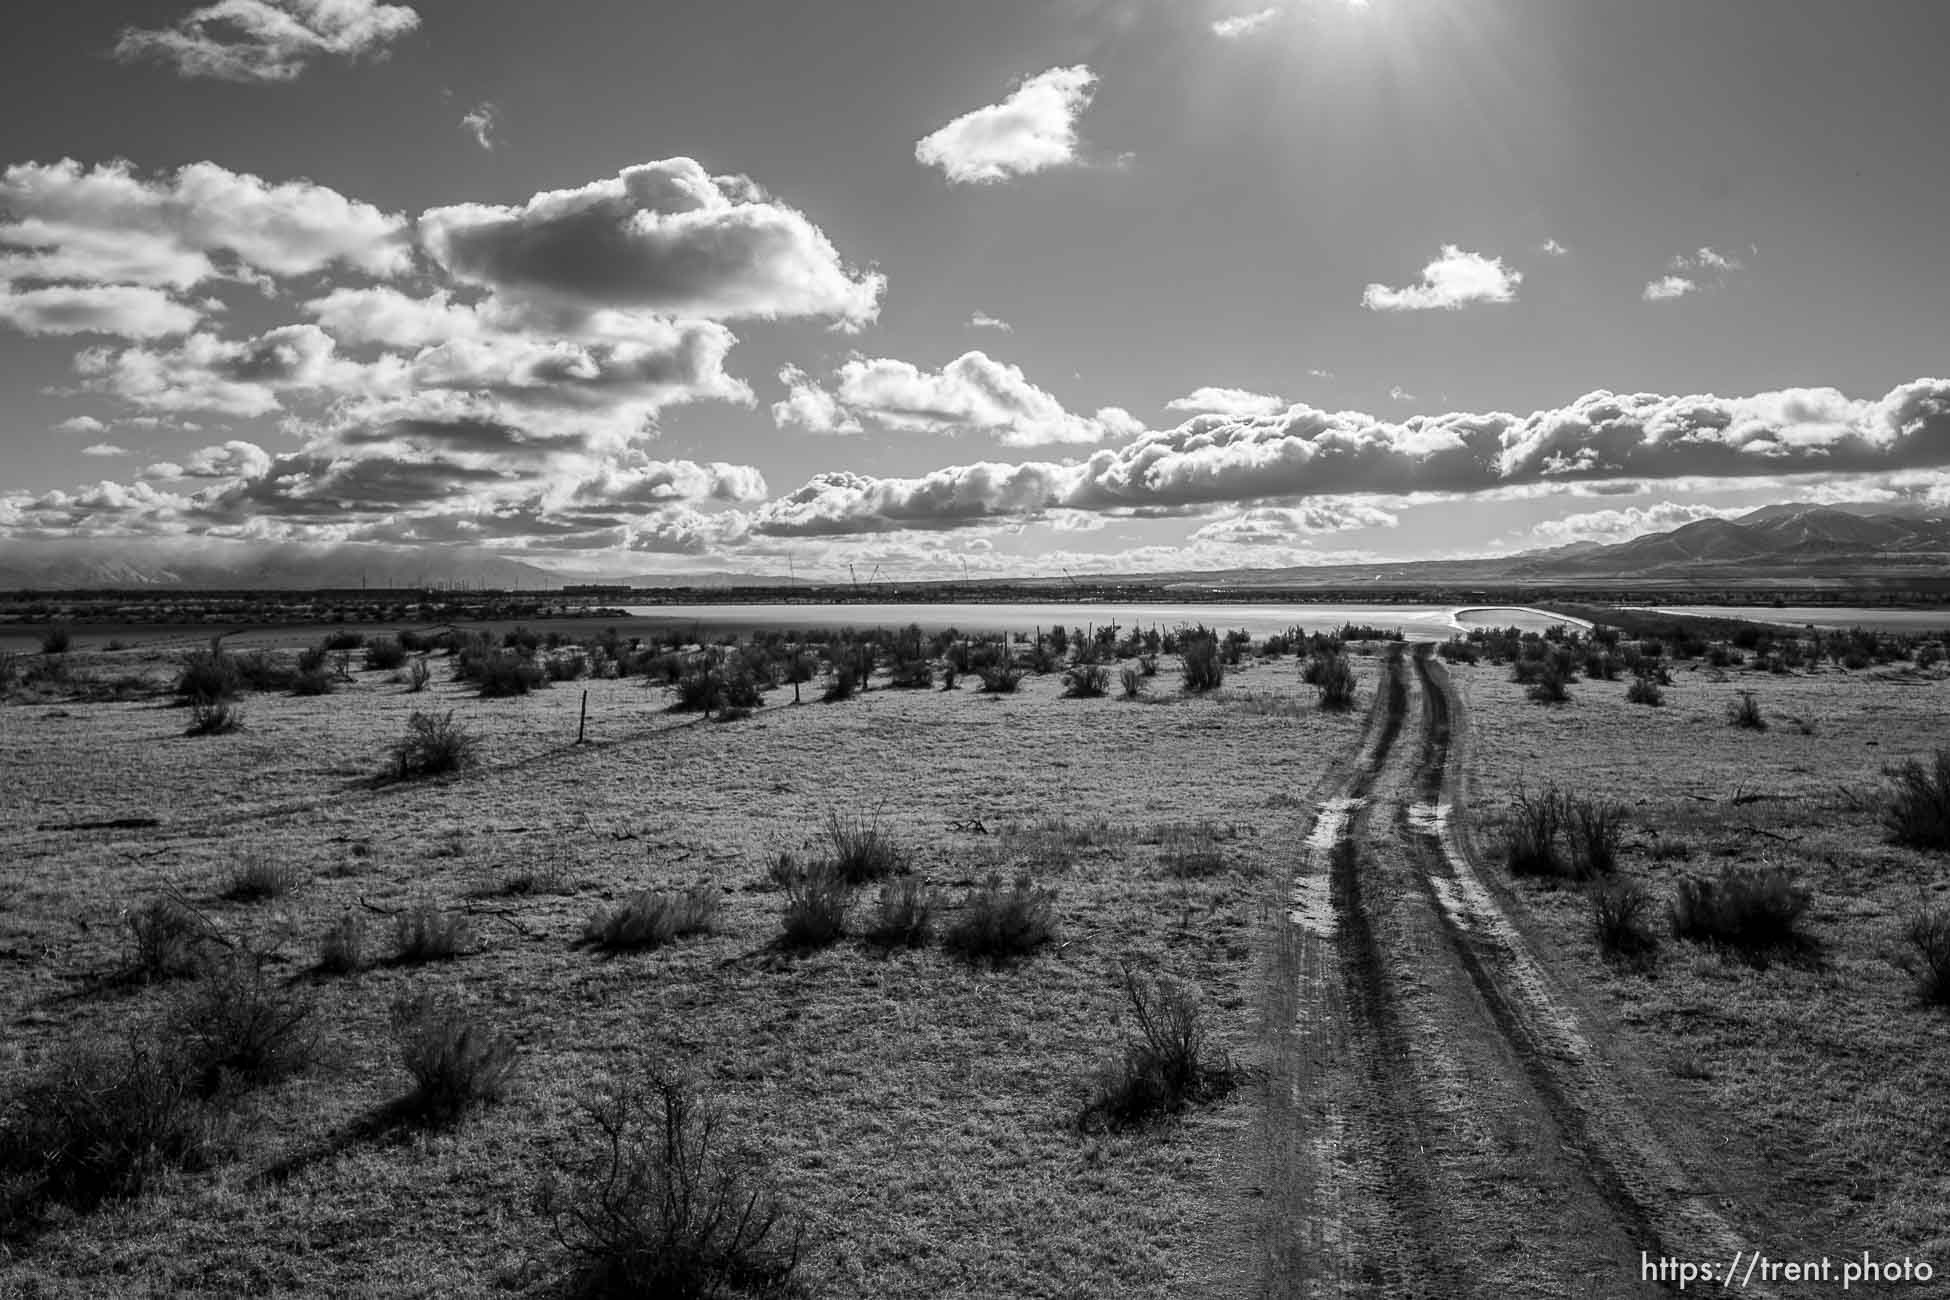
[1259,645,1774,1297]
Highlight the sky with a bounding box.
[2,0,1948,580]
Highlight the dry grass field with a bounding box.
[1,634,1371,1297]
[1456,652,1950,1279]
[4,616,1948,1297]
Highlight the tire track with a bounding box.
[1272,646,1775,1297]
[1398,647,1772,1296]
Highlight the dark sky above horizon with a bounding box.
[3,0,1948,577]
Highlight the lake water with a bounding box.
[1630,606,1950,634]
[619,602,1583,640]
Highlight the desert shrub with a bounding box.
[582,887,718,952]
[546,652,588,683]
[407,657,432,692]
[0,1033,216,1233]
[388,991,518,1126]
[290,667,335,696]
[0,651,18,691]
[939,663,958,691]
[173,648,239,705]
[978,662,1023,694]
[392,900,474,963]
[1504,786,1571,879]
[779,862,852,948]
[169,957,319,1096]
[1138,653,1159,678]
[1904,907,1950,1006]
[821,666,858,702]
[318,913,367,974]
[1584,652,1620,681]
[185,694,245,736]
[221,856,301,902]
[1158,822,1226,877]
[1437,637,1479,665]
[823,808,904,884]
[390,709,478,780]
[1120,666,1143,699]
[537,1073,805,1300]
[1626,675,1664,707]
[1668,865,1811,953]
[1313,652,1358,711]
[887,658,933,689]
[1590,879,1659,964]
[363,638,408,671]
[232,649,294,692]
[123,897,221,982]
[1078,965,1239,1133]
[1566,797,1625,878]
[1527,661,1571,704]
[321,630,365,652]
[1180,629,1223,692]
[1883,749,1950,850]
[945,874,1057,962]
[867,877,936,948]
[1063,663,1110,698]
[1728,690,1766,731]
[39,623,72,655]
[478,654,546,698]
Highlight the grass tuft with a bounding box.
[1903,906,1950,1006]
[1884,749,1950,850]
[392,900,474,964]
[822,808,905,884]
[1590,878,1659,966]
[779,862,852,948]
[582,887,719,952]
[944,874,1057,962]
[1729,690,1767,731]
[866,876,937,948]
[318,913,367,974]
[1668,864,1811,955]
[388,991,518,1126]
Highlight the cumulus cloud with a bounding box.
[0,284,202,339]
[1212,8,1280,38]
[54,416,107,435]
[1387,385,1416,403]
[113,0,420,83]
[81,443,129,457]
[74,324,367,417]
[461,103,497,151]
[914,66,1098,184]
[302,285,485,348]
[0,158,411,290]
[751,377,1950,536]
[420,158,884,328]
[1190,501,1399,544]
[968,311,1012,332]
[772,365,862,436]
[1166,386,1287,419]
[1363,245,1523,312]
[1645,246,1742,301]
[772,351,1141,446]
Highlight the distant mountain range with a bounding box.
[1,503,1944,591]
[1508,503,1950,580]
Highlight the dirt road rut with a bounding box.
[1259,645,1771,1298]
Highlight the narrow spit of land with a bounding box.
[1263,646,1778,1298]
